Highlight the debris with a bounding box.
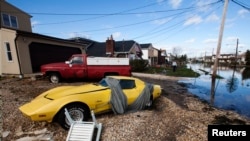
[15,128,53,141]
[16,134,53,141]
[2,131,10,138]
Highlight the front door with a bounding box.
[66,56,86,78]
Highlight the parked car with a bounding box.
[19,76,162,129]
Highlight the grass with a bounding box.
[142,66,200,78]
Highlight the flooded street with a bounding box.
[179,63,250,118]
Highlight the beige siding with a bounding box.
[15,36,32,74]
[1,1,32,32]
[0,29,21,74]
[148,47,158,57]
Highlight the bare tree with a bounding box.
[172,46,182,57]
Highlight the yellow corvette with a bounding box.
[19,76,162,129]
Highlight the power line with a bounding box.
[133,1,223,43]
[24,0,169,25]
[17,8,200,16]
[232,0,250,11]
[20,0,222,26]
[80,10,194,33]
[36,0,223,37]
[153,4,223,45]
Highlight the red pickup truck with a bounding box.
[41,54,131,83]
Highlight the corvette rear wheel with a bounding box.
[57,104,90,130]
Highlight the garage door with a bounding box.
[29,42,82,72]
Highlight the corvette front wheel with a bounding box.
[57,104,90,130]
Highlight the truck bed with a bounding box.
[87,57,129,65]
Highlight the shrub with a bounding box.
[130,59,148,72]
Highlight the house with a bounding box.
[86,35,143,59]
[141,44,157,66]
[141,44,167,66]
[203,52,246,66]
[159,49,168,65]
[0,0,87,76]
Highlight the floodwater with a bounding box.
[179,63,250,119]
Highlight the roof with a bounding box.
[140,43,152,49]
[115,40,136,52]
[16,30,86,46]
[86,40,137,57]
[1,0,32,17]
[68,37,96,45]
[86,42,107,57]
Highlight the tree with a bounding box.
[245,50,250,67]
[172,46,182,57]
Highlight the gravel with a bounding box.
[1,74,250,141]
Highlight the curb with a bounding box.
[132,72,191,81]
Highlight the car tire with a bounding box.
[49,73,60,83]
[57,104,90,130]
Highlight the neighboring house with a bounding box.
[86,35,143,59]
[212,53,243,64]
[140,43,151,61]
[204,53,246,65]
[159,49,167,65]
[140,44,160,66]
[204,56,213,63]
[0,0,87,76]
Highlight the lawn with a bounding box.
[142,66,200,78]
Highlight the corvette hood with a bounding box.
[44,84,109,99]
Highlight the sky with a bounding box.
[6,0,250,58]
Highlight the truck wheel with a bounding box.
[57,104,90,130]
[49,73,60,83]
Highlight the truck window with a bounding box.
[71,56,83,64]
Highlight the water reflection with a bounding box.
[226,66,239,93]
[226,76,239,93]
[180,63,250,119]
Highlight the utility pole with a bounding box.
[210,0,229,104]
[235,38,239,66]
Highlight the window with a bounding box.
[1,13,18,28]
[71,56,83,64]
[119,80,136,89]
[5,42,13,61]
[10,16,18,28]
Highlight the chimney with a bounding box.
[106,35,115,56]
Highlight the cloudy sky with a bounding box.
[7,0,250,57]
